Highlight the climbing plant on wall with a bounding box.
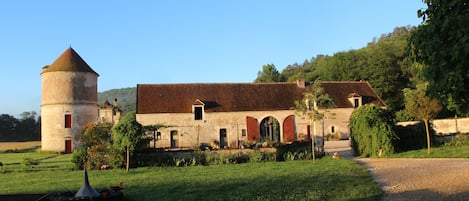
[350,105,398,157]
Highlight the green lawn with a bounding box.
[391,144,469,158]
[0,154,381,201]
[0,151,73,171]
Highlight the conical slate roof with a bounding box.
[42,47,98,75]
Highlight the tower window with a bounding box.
[65,114,72,128]
[194,106,203,120]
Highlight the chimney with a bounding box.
[296,79,305,88]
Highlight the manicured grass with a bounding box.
[0,150,73,171]
[0,157,381,201]
[391,145,469,158]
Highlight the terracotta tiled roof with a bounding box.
[320,81,386,108]
[137,81,385,114]
[137,82,307,114]
[42,47,98,75]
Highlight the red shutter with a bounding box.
[282,115,295,142]
[65,114,72,128]
[246,116,259,141]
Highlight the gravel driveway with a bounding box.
[325,141,469,201]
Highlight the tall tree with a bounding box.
[17,111,40,140]
[409,0,469,114]
[111,112,143,172]
[0,114,19,140]
[255,64,283,82]
[404,84,442,155]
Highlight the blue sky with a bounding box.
[0,1,426,116]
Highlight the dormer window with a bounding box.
[192,99,205,120]
[194,106,203,120]
[348,92,362,108]
[354,98,360,108]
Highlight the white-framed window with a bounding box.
[354,98,360,108]
[192,99,205,120]
[194,106,203,120]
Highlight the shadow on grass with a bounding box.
[382,189,469,201]
[124,164,381,201]
[1,146,41,153]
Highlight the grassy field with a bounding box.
[2,141,468,201]
[391,144,469,158]
[0,141,41,152]
[0,150,382,201]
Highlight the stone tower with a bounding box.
[41,47,99,153]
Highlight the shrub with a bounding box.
[275,141,313,161]
[109,146,125,168]
[72,122,113,170]
[248,150,264,162]
[395,123,430,152]
[444,133,469,146]
[71,148,88,169]
[350,105,398,157]
[134,151,173,167]
[85,145,111,170]
[21,157,39,169]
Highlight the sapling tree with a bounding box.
[294,80,333,162]
[111,112,143,172]
[404,84,442,155]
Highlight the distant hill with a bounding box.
[98,87,136,113]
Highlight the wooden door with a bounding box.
[283,115,295,142]
[219,128,227,148]
[65,139,72,154]
[246,116,259,141]
[170,131,179,148]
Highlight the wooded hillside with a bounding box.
[257,26,421,117]
[98,87,136,113]
[102,26,420,117]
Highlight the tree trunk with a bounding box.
[424,119,431,155]
[153,131,156,149]
[311,117,316,164]
[126,146,130,173]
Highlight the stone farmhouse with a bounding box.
[136,80,385,149]
[40,47,385,153]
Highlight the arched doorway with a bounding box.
[259,116,280,142]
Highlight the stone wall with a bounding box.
[41,104,98,151]
[136,107,354,149]
[41,71,98,152]
[397,117,469,135]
